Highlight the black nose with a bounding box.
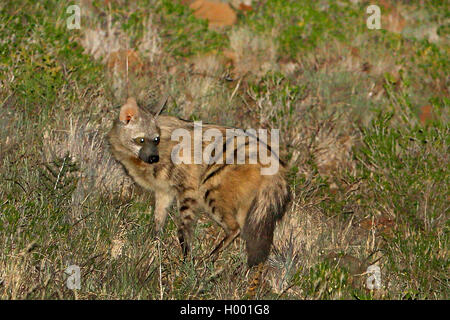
[148,155,159,163]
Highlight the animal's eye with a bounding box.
[134,137,145,144]
[153,136,160,145]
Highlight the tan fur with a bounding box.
[108,99,291,266]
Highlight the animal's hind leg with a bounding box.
[209,229,240,259]
[208,204,241,261]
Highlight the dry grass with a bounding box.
[0,0,448,300]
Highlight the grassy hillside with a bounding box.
[0,0,448,299]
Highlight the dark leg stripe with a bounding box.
[182,214,194,221]
[204,186,220,201]
[182,198,197,206]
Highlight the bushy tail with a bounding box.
[241,177,291,267]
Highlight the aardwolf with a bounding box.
[108,97,291,266]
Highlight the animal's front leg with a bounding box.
[154,192,174,234]
[177,197,198,260]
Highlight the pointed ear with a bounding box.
[154,94,169,119]
[119,97,140,124]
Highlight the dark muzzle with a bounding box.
[147,155,159,163]
[138,143,159,164]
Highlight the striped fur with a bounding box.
[108,98,291,266]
